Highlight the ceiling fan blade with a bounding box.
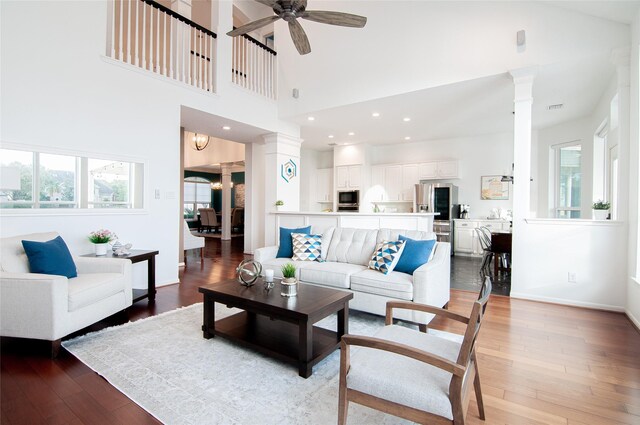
[301,11,367,28]
[288,20,311,55]
[227,16,281,37]
[253,0,277,7]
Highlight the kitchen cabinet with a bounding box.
[316,168,333,203]
[453,220,511,256]
[401,164,419,201]
[418,160,459,180]
[335,165,361,190]
[384,165,403,201]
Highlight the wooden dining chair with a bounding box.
[338,277,492,425]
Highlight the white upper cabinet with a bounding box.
[316,168,333,202]
[384,165,403,201]
[437,160,458,178]
[418,160,459,180]
[347,165,361,188]
[401,164,419,201]
[336,165,361,189]
[336,166,349,189]
[418,162,438,179]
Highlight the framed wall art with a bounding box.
[481,175,509,200]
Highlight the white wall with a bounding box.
[370,133,514,219]
[275,1,630,118]
[0,0,287,287]
[299,148,318,212]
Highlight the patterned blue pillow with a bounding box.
[369,240,406,275]
[291,233,323,262]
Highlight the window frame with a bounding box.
[183,177,212,221]
[0,143,148,216]
[551,140,583,219]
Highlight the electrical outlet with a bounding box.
[568,272,577,283]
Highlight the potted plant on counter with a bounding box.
[592,200,611,220]
[280,263,297,297]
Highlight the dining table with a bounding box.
[491,229,512,277]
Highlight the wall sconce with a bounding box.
[192,133,210,151]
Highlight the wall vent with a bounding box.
[328,142,338,146]
[548,103,564,110]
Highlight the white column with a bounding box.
[211,0,232,91]
[263,133,303,246]
[221,163,232,240]
[510,67,536,292]
[612,47,631,222]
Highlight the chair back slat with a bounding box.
[456,277,492,366]
[199,208,210,226]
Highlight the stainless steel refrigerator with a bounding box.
[415,183,459,244]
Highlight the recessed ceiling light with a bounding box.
[403,117,411,122]
[404,136,411,141]
[372,112,380,118]
[307,116,315,121]
[222,126,231,130]
[348,132,355,136]
[328,135,334,139]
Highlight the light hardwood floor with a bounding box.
[2,238,639,425]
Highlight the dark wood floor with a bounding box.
[2,238,640,425]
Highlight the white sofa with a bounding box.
[0,232,133,356]
[255,227,450,326]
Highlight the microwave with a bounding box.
[338,190,359,206]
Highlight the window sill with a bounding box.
[0,208,148,217]
[524,218,624,226]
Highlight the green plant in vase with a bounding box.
[592,200,611,220]
[280,263,298,297]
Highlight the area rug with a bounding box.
[63,303,460,425]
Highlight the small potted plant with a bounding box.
[275,200,284,211]
[592,200,611,220]
[280,263,297,297]
[88,229,117,256]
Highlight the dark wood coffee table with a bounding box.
[199,279,353,378]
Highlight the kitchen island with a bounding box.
[267,211,439,246]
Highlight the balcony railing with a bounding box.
[232,31,277,100]
[106,0,216,93]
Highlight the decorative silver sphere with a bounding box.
[236,259,263,286]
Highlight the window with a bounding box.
[0,149,33,208]
[39,153,77,208]
[0,147,144,210]
[88,159,132,208]
[184,177,211,219]
[553,142,582,219]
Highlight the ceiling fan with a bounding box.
[226,0,367,55]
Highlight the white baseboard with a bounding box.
[510,292,625,313]
[626,309,640,331]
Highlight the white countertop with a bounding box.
[271,211,439,217]
[453,218,511,221]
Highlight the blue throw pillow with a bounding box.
[394,235,436,275]
[22,236,77,278]
[276,226,311,258]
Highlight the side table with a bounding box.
[81,249,159,303]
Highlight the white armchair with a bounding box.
[183,220,204,263]
[0,232,133,357]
